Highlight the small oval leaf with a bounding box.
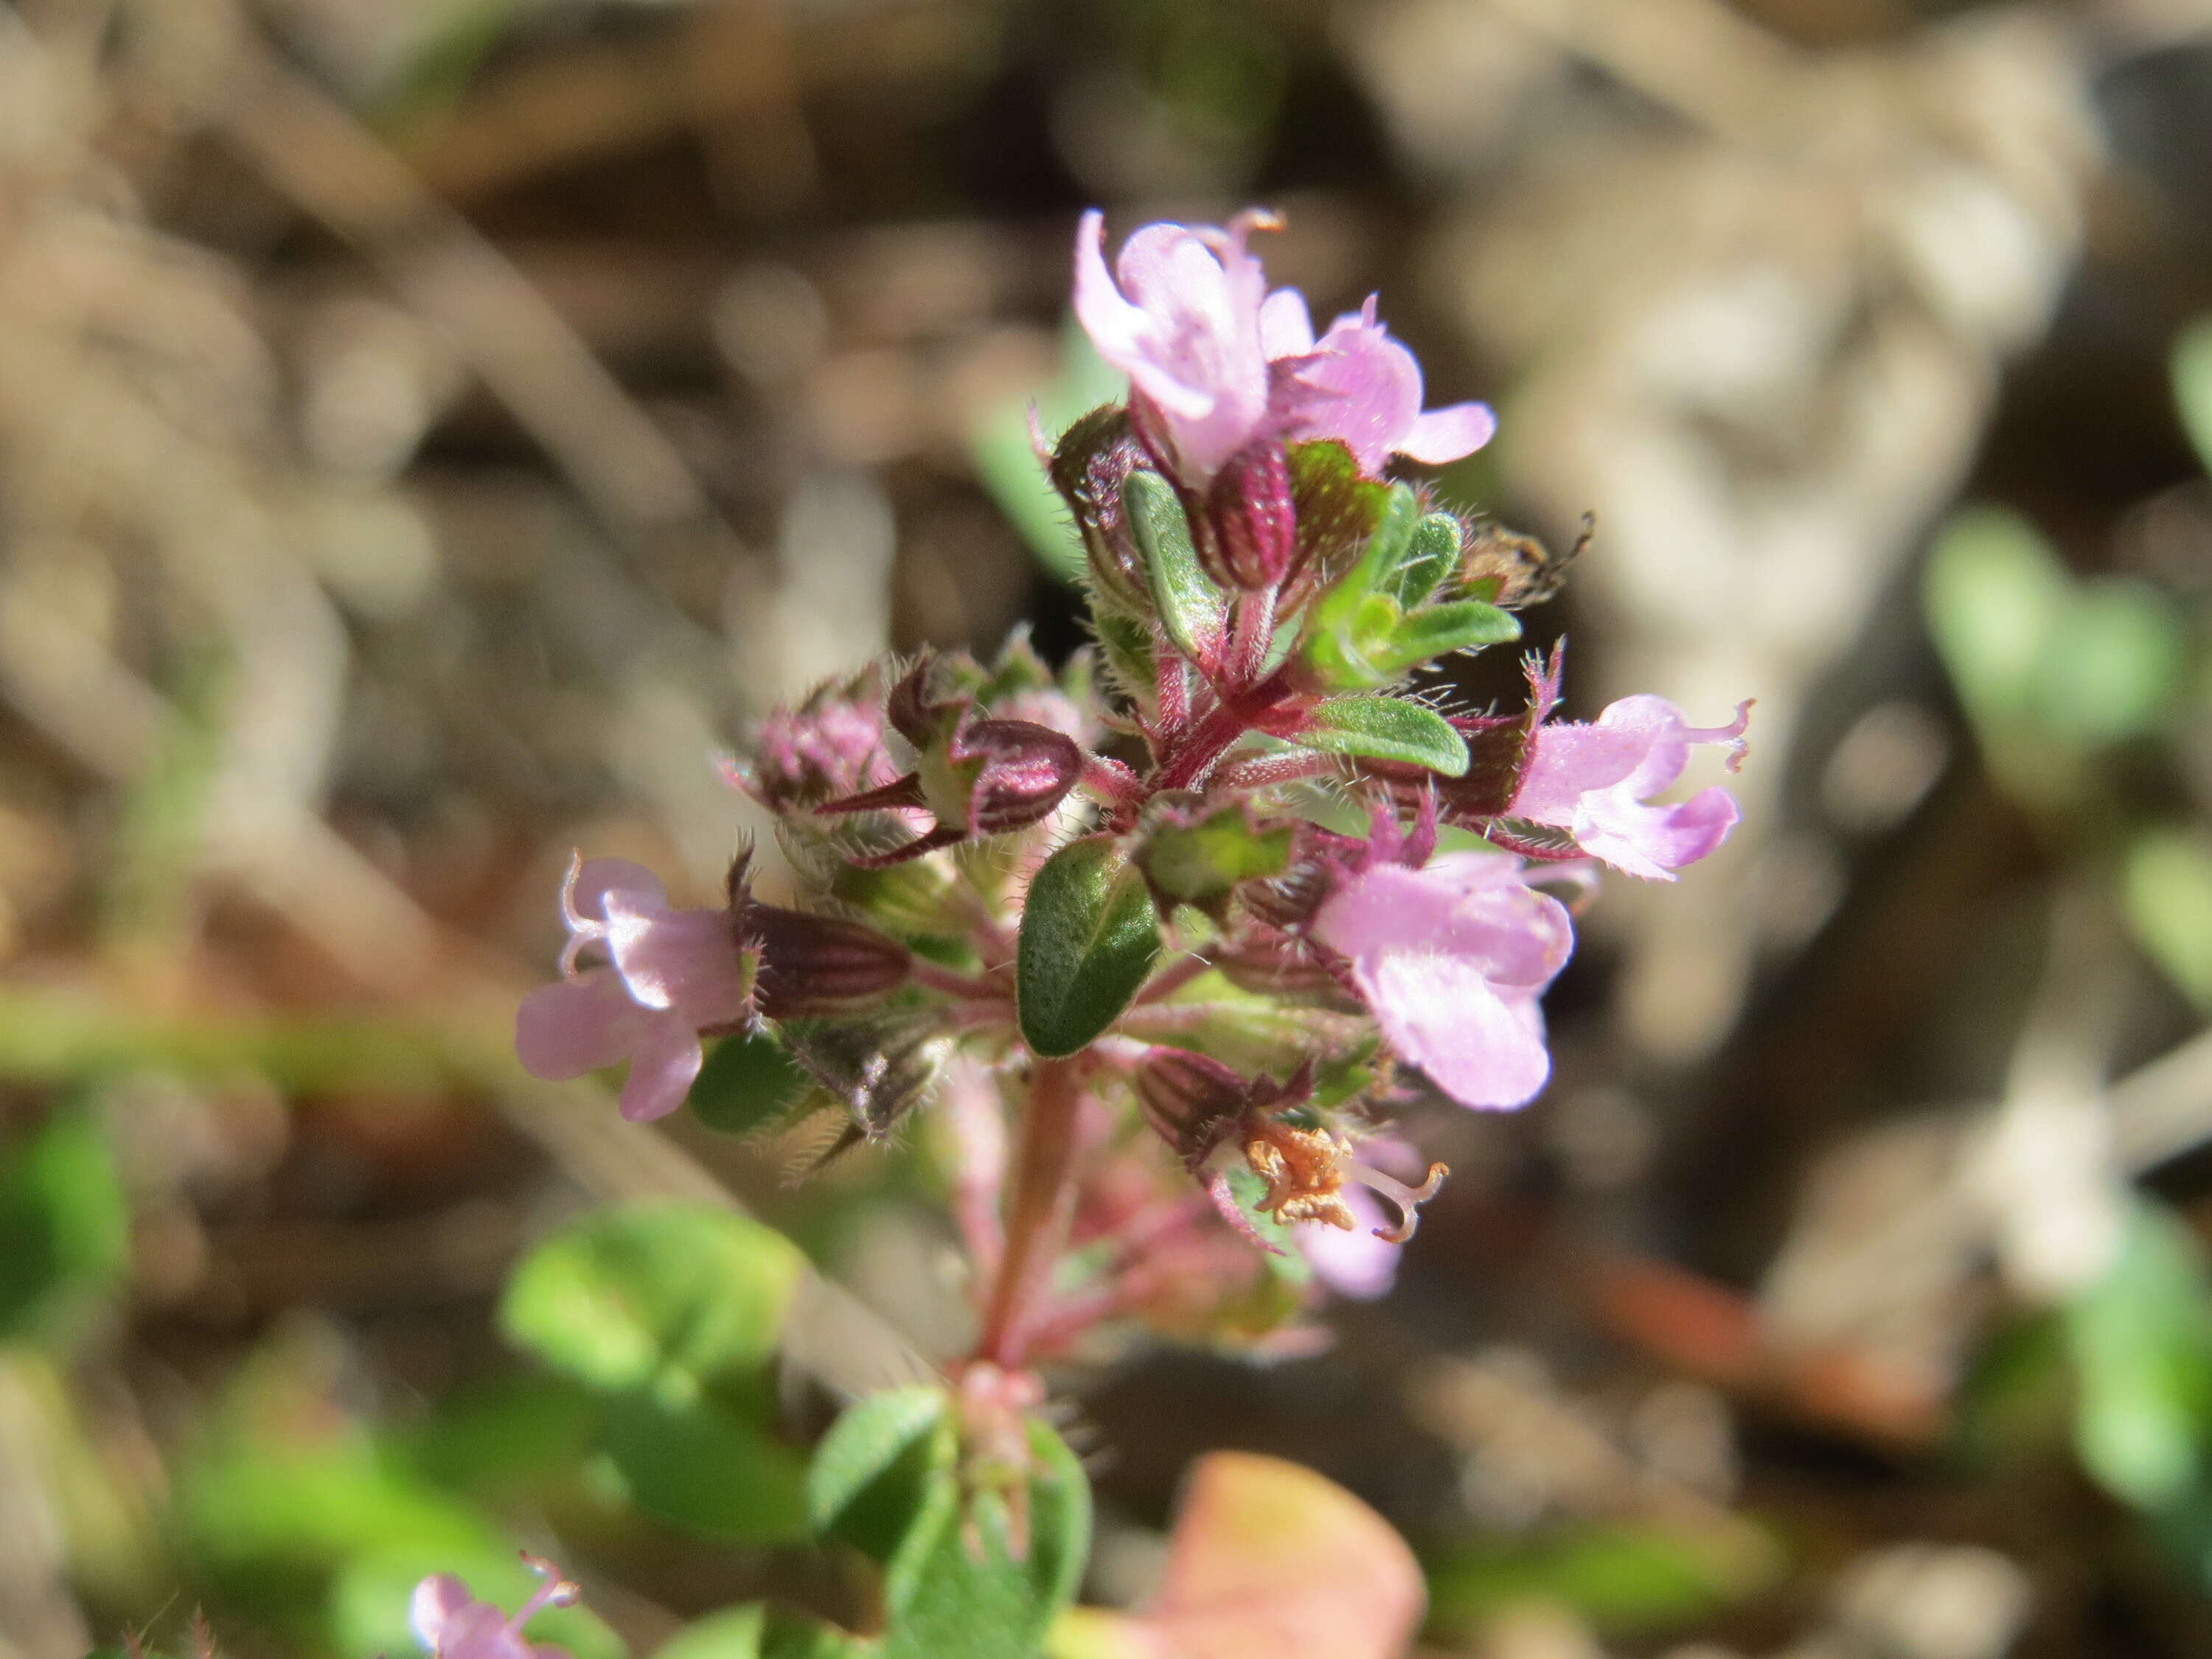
[498,1202,805,1396]
[1385,510,1465,607]
[882,1417,1092,1659]
[1299,698,1470,776]
[807,1385,951,1542]
[1018,836,1163,1058]
[1122,470,1224,662]
[689,1032,810,1136]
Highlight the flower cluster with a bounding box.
[514,207,1748,1359]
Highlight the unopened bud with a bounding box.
[945,719,1082,836]
[1049,406,1151,614]
[1134,1048,1249,1165]
[1203,439,1297,591]
[751,902,912,1020]
[738,670,895,810]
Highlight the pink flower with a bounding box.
[1264,293,1498,475]
[1294,1185,1401,1300]
[411,1556,578,1659]
[1511,695,1751,881]
[739,686,897,810]
[1073,209,1495,487]
[513,855,756,1122]
[1074,209,1275,487]
[1311,851,1573,1110]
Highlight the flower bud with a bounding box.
[750,903,913,1020]
[887,652,969,748]
[938,718,1082,836]
[1202,439,1297,591]
[1134,1048,1250,1166]
[1048,405,1152,614]
[738,669,896,811]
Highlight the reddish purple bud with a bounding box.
[953,718,1082,835]
[751,903,912,1020]
[1049,405,1151,613]
[1203,439,1297,591]
[1134,1048,1251,1166]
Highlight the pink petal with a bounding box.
[1072,209,1150,365]
[1295,1186,1400,1300]
[1313,856,1571,990]
[616,1006,706,1121]
[515,973,640,1081]
[1572,784,1740,882]
[566,858,667,925]
[1593,695,1697,799]
[1510,721,1655,826]
[601,894,751,1022]
[410,1576,476,1652]
[1280,321,1422,475]
[1397,401,1496,465]
[1258,288,1316,358]
[1357,950,1553,1109]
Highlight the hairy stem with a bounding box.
[909,956,1007,1003]
[1225,588,1276,689]
[975,1055,1086,1368]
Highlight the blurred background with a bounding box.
[6,0,2212,1654]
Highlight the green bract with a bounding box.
[1017,835,1164,1057]
[1122,470,1224,663]
[1300,695,1471,775]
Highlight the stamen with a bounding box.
[1346,1160,1448,1245]
[508,1554,580,1632]
[556,849,607,979]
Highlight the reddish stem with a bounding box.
[975,1056,1087,1368]
[1133,952,1213,1006]
[910,956,1007,1003]
[1225,588,1276,690]
[1211,749,1343,796]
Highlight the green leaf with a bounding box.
[2173,316,2212,479]
[1018,836,1164,1058]
[2125,829,2212,1011]
[1122,470,1224,662]
[1287,440,1391,582]
[807,1387,952,1547]
[2065,1198,2212,1512]
[2041,579,2185,746]
[1299,485,1422,689]
[881,1419,1091,1659]
[1368,599,1520,675]
[690,1031,811,1136]
[604,1391,811,1544]
[174,1436,498,1642]
[655,1607,769,1659]
[1299,698,1470,775]
[1136,801,1295,917]
[0,1107,130,1342]
[405,1373,602,1498]
[498,1203,805,1399]
[654,1606,880,1659]
[1427,1520,1781,1641]
[1923,506,2069,737]
[1385,511,1464,607]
